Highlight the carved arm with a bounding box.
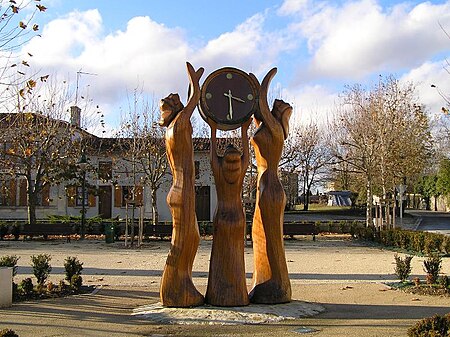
[184,62,204,118]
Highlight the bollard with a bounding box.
[0,267,13,308]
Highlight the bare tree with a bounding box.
[332,76,432,225]
[0,80,80,225]
[115,89,168,230]
[282,122,332,210]
[332,85,380,225]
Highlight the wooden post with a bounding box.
[249,68,292,304]
[205,120,251,307]
[138,205,144,247]
[374,202,379,228]
[158,62,204,307]
[125,203,129,247]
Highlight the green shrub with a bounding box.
[408,313,450,337]
[423,254,442,285]
[10,223,20,240]
[198,221,213,236]
[58,279,67,292]
[397,231,411,250]
[0,223,8,239]
[380,229,395,247]
[425,234,443,255]
[0,329,19,337]
[70,274,83,290]
[366,229,448,255]
[47,214,75,224]
[394,254,413,282]
[30,254,52,285]
[349,221,360,237]
[442,237,450,255]
[412,232,426,254]
[338,220,347,234]
[352,225,376,241]
[438,275,449,290]
[0,255,19,277]
[64,256,83,282]
[20,277,33,295]
[47,281,55,293]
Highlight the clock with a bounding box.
[198,67,259,130]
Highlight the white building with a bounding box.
[0,111,216,223]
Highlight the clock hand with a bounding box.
[231,95,245,103]
[224,90,233,120]
[223,91,245,103]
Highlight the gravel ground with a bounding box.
[0,235,449,336]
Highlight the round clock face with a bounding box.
[198,67,259,130]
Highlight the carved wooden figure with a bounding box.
[205,119,251,307]
[158,62,204,307]
[249,68,293,304]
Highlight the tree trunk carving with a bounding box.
[250,68,293,304]
[158,62,204,307]
[205,120,251,306]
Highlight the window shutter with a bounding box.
[114,186,122,207]
[9,179,16,206]
[88,190,96,207]
[19,180,27,206]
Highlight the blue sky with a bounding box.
[11,0,450,134]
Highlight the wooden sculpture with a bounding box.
[205,119,251,306]
[158,62,204,307]
[249,68,293,304]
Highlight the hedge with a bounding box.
[353,226,450,255]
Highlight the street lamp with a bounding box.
[78,151,88,240]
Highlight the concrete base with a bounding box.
[0,267,13,308]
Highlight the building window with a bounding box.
[98,161,112,181]
[122,186,133,206]
[0,179,50,207]
[66,186,96,208]
[114,185,144,207]
[75,186,88,207]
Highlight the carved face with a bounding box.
[159,93,184,127]
[222,145,241,184]
[272,99,293,139]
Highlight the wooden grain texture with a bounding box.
[158,62,204,307]
[249,68,293,304]
[205,119,251,307]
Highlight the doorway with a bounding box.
[98,186,112,219]
[195,186,210,221]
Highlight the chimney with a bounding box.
[70,106,81,127]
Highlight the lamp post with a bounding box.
[78,151,88,240]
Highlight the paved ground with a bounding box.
[407,210,450,235]
[0,236,449,337]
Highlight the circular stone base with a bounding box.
[132,300,324,325]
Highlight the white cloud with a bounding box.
[194,13,291,76]
[283,83,339,126]
[287,0,450,81]
[278,0,310,16]
[26,10,103,67]
[15,1,450,136]
[400,59,450,115]
[19,9,291,132]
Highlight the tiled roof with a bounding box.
[0,112,240,154]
